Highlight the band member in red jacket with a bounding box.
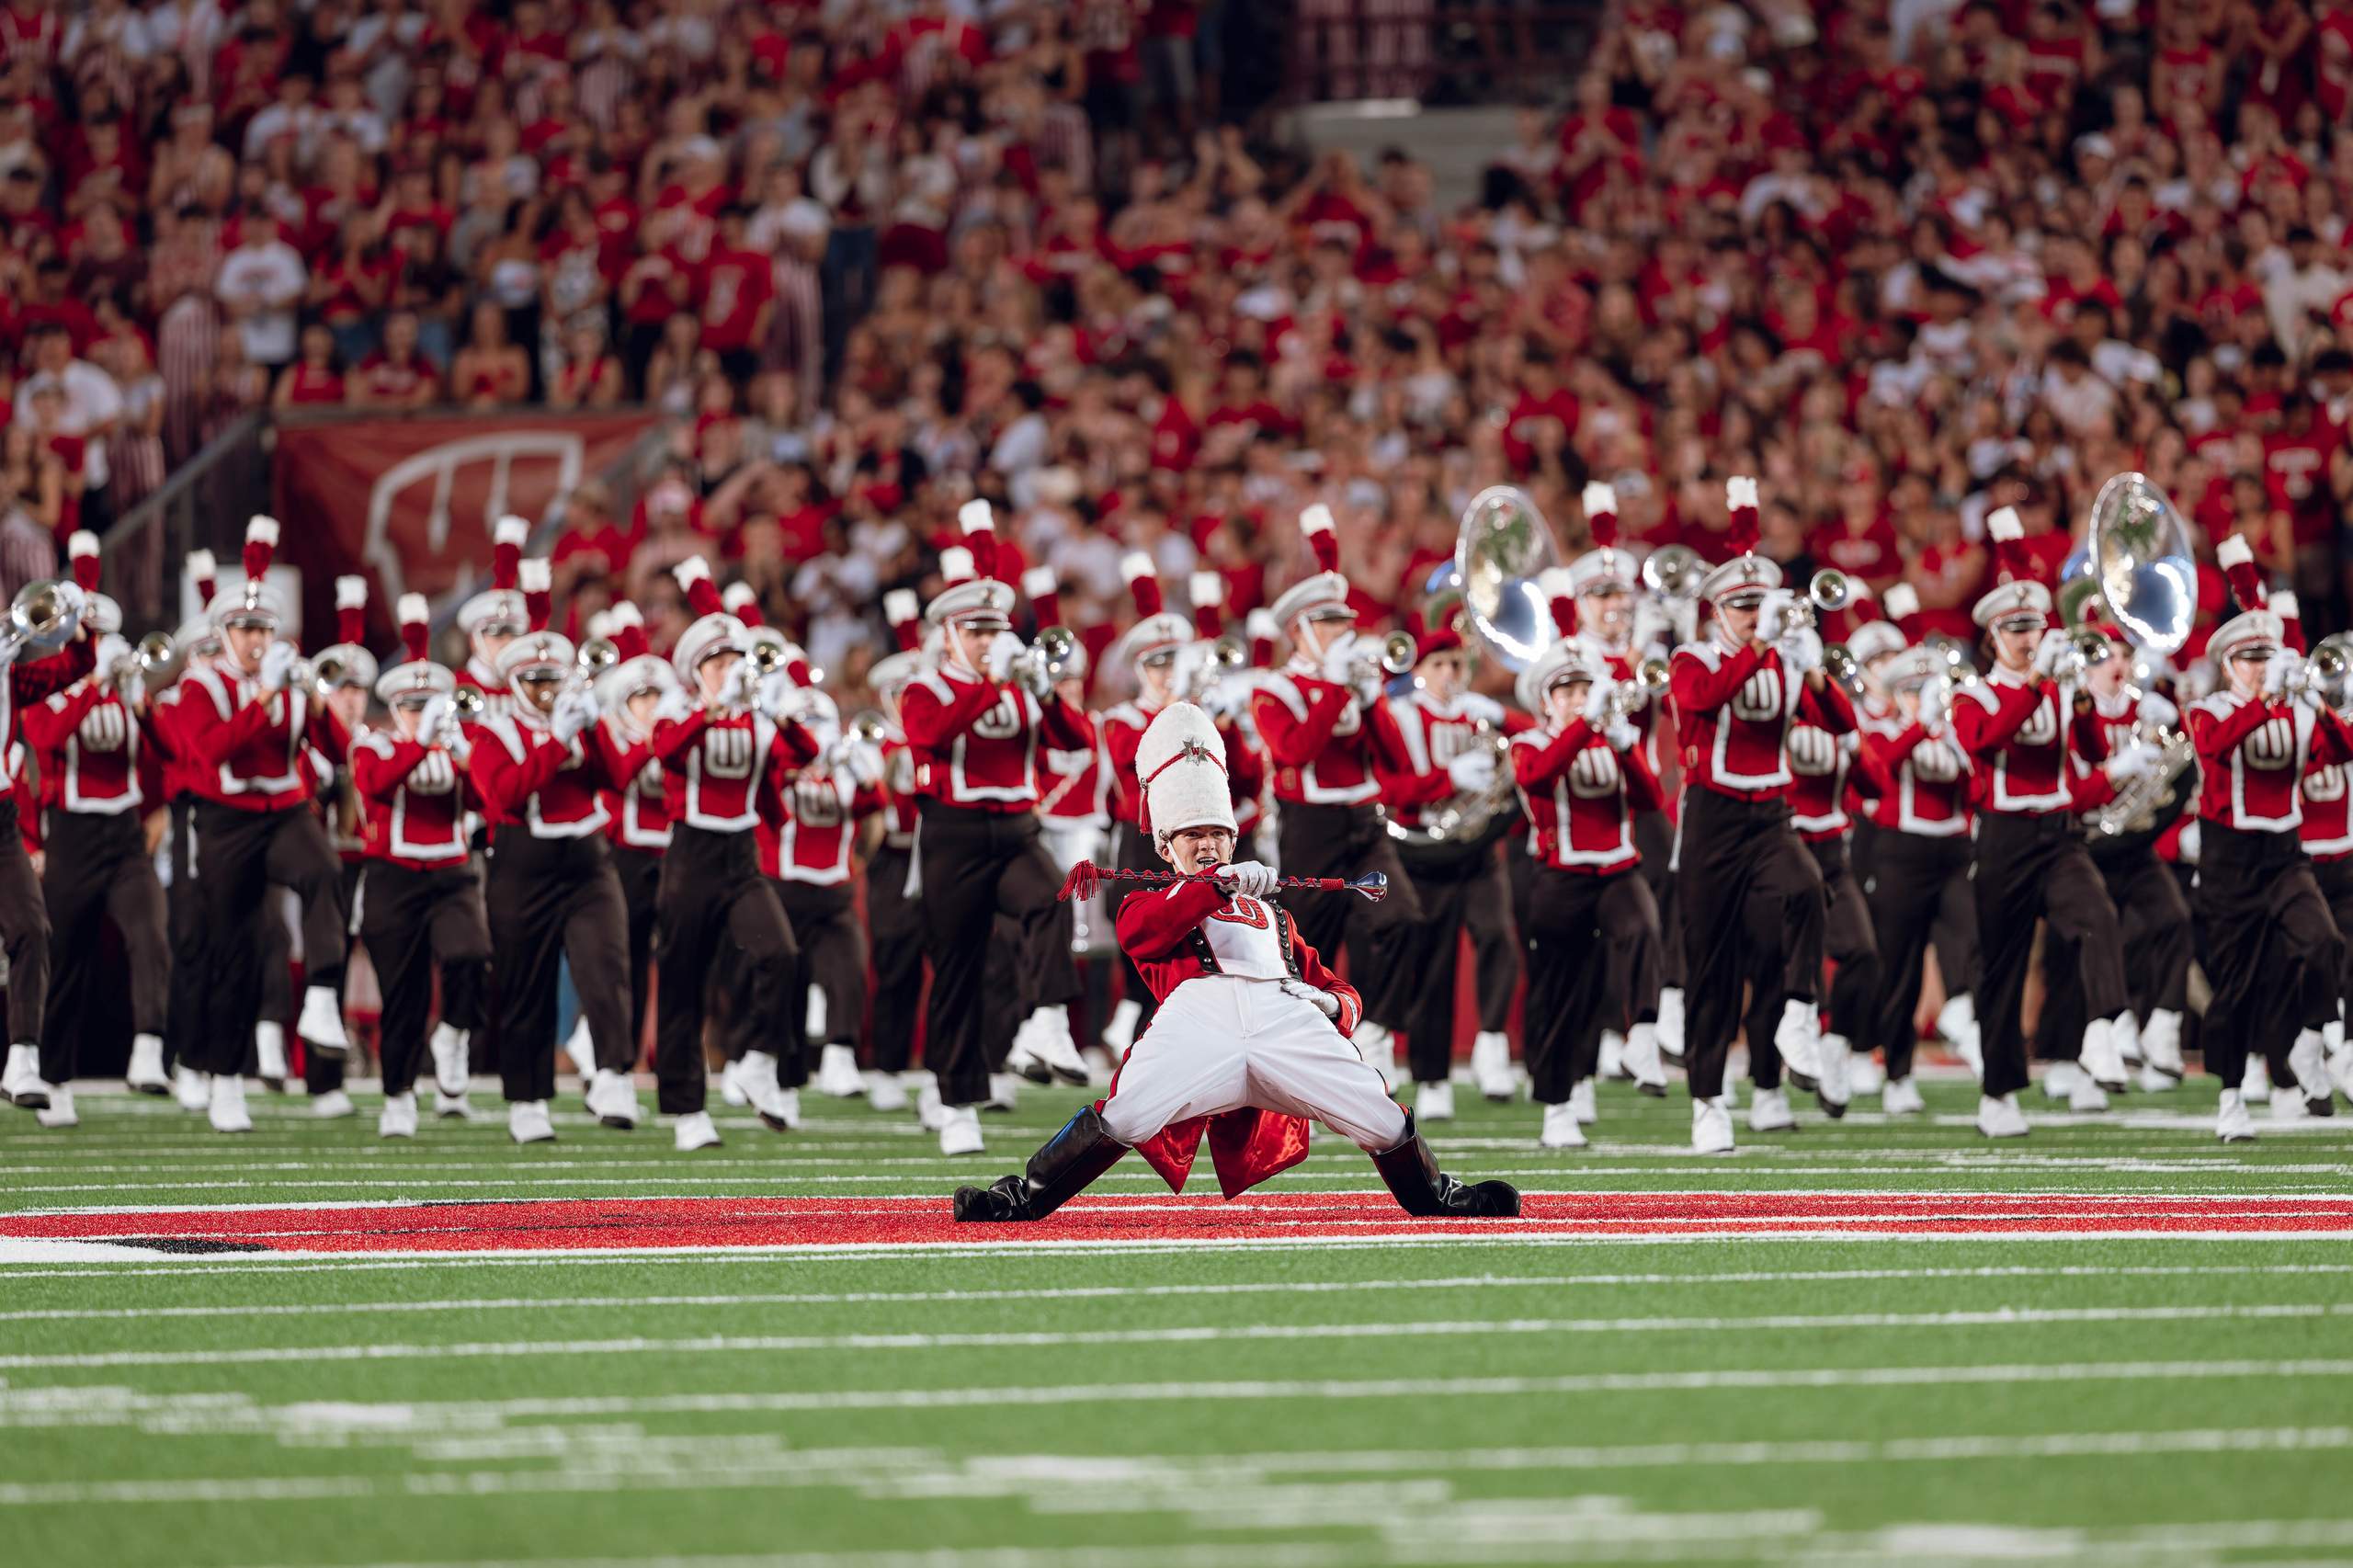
[453,515,532,726]
[1784,659,1881,1127]
[863,594,927,1115]
[1248,503,1424,1085]
[174,517,353,1133]
[148,558,222,1113]
[2187,546,2353,1139]
[901,505,1096,1156]
[575,602,671,1127]
[350,597,493,1139]
[1509,635,1665,1151]
[954,702,1519,1223]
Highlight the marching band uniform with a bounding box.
[2299,620,2353,1102]
[351,597,492,1139]
[902,510,1095,1154]
[953,701,1520,1223]
[1788,673,1882,1120]
[1003,568,1099,1087]
[863,596,928,1113]
[1250,504,1425,1085]
[452,516,532,731]
[150,570,219,1111]
[589,604,672,1073]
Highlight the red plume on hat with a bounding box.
[492,516,529,592]
[1188,514,1221,554]
[1583,482,1620,550]
[672,555,724,619]
[1246,608,1278,669]
[397,593,431,664]
[1189,570,1224,638]
[518,558,551,632]
[1300,503,1340,574]
[884,588,922,650]
[67,530,100,594]
[1121,551,1164,618]
[2275,590,2306,653]
[1985,506,2036,585]
[1022,566,1063,630]
[1880,583,1922,640]
[243,515,279,583]
[2216,532,2268,616]
[606,600,649,660]
[1539,566,1578,640]
[722,581,764,629]
[1723,477,1760,557]
[335,575,368,644]
[959,499,999,582]
[188,550,218,606]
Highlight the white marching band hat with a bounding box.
[1108,551,1194,668]
[2210,533,2282,663]
[1267,504,1352,630]
[1570,483,1637,594]
[458,516,532,637]
[1137,700,1233,841]
[671,557,748,681]
[1515,635,1598,717]
[1972,507,2053,629]
[376,593,456,703]
[1695,478,1781,608]
[1846,619,1906,665]
[925,501,1016,630]
[311,573,379,693]
[496,630,575,686]
[209,516,288,626]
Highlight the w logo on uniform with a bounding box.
[2245,716,2297,769]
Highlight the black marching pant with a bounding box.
[0,799,47,1051]
[657,825,795,1115]
[1932,859,1981,1000]
[867,843,924,1074]
[484,829,631,1105]
[777,878,866,1071]
[1972,812,2127,1099]
[2036,845,2195,1062]
[1806,833,1880,1052]
[165,796,201,1069]
[612,844,664,1053]
[40,808,164,1082]
[1278,801,1424,1032]
[2196,824,2341,1091]
[2315,856,2353,1023]
[916,802,1078,1106]
[1634,808,1682,991]
[1863,829,1972,1081]
[1104,821,1165,1035]
[188,801,345,1077]
[1524,864,1660,1104]
[1394,837,1521,1084]
[359,862,491,1096]
[305,864,364,1096]
[1676,790,1824,1100]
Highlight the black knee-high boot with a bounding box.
[953,1106,1130,1221]
[1370,1111,1522,1218]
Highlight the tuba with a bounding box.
[2079,473,2200,840]
[1454,485,1563,671]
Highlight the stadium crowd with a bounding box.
[2,0,2353,691]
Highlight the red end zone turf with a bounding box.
[7,1193,2353,1255]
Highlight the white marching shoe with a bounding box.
[866,1071,911,1113]
[174,1064,210,1112]
[2243,1055,2272,1104]
[2332,1042,2353,1107]
[2140,1008,2186,1081]
[1471,1030,1517,1101]
[2113,1010,2144,1066]
[984,1073,1021,1112]
[378,1091,418,1139]
[1691,1096,1735,1153]
[2288,1029,2336,1112]
[1007,1005,1089,1086]
[429,1022,472,1096]
[2271,1085,2311,1123]
[1569,1077,1597,1126]
[1655,987,1688,1064]
[35,1085,75,1129]
[253,1021,289,1091]
[1813,1030,1852,1117]
[915,1080,949,1131]
[2080,1017,2128,1093]
[1938,993,1984,1081]
[1975,1091,2029,1138]
[588,1069,640,1130]
[1881,1075,1925,1116]
[816,1043,865,1098]
[1416,1081,1455,1121]
[1746,1086,1796,1132]
[126,1033,170,1095]
[1623,1022,1669,1096]
[720,1057,750,1108]
[739,1051,801,1131]
[2042,1062,2084,1103]
[563,1015,596,1084]
[2216,1088,2256,1143]
[508,1099,555,1144]
[1597,1029,1629,1081]
[209,1073,254,1133]
[2,1042,45,1108]
[1101,997,1142,1060]
[2067,1073,2109,1113]
[938,1104,985,1156]
[312,1089,357,1120]
[673,1110,722,1152]
[1540,1100,1588,1149]
[1355,1020,1399,1089]
[1774,999,1824,1089]
[296,984,349,1057]
[434,1088,476,1120]
[1847,1046,1886,1099]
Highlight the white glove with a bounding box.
[2032,629,2072,680]
[1606,719,1641,752]
[2261,649,2301,699]
[2177,820,2201,866]
[93,632,131,682]
[756,668,799,720]
[1216,859,1279,899]
[1918,679,1951,732]
[983,630,1025,683]
[2104,739,2159,783]
[551,688,598,745]
[1456,692,1506,725]
[654,687,695,725]
[1779,627,1823,678]
[1318,631,1358,687]
[119,673,145,710]
[1445,748,1497,793]
[259,641,299,692]
[2137,691,2179,728]
[1279,977,1343,1019]
[717,657,756,710]
[1631,597,1674,662]
[1755,589,1797,644]
[842,741,885,787]
[1580,675,1615,725]
[417,695,454,740]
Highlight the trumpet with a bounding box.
[451,686,486,722]
[2047,626,2116,687]
[118,630,178,695]
[819,709,892,773]
[1009,625,1080,689]
[1604,658,1670,721]
[2307,633,2353,710]
[1642,543,1703,603]
[578,636,620,678]
[307,648,361,700]
[1347,631,1418,691]
[1180,631,1249,704]
[1784,568,1853,631]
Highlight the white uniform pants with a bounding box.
[1101,976,1406,1152]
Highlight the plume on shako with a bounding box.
[2209,532,2284,662]
[1970,507,2053,628]
[1135,701,1233,842]
[1695,477,1783,608]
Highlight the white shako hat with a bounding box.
[458,516,532,637]
[2210,532,2283,663]
[1846,619,1906,665]
[1881,646,1940,692]
[209,516,288,626]
[496,630,575,687]
[1696,477,1784,608]
[1267,503,1351,631]
[1515,636,1600,716]
[376,593,456,702]
[1108,552,1193,667]
[1136,700,1234,843]
[1568,483,1638,594]
[1972,506,2054,628]
[670,556,747,682]
[924,500,1016,630]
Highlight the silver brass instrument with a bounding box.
[2306,632,2353,710]
[0,579,84,663]
[1604,658,1671,722]
[1786,568,1853,631]
[1454,485,1563,670]
[2046,626,2117,688]
[2078,474,2200,839]
[1388,720,1517,846]
[1181,630,1248,704]
[308,648,360,700]
[451,686,486,722]
[1641,543,1703,605]
[1347,630,1417,692]
[123,630,178,694]
[1010,624,1079,689]
[578,636,621,678]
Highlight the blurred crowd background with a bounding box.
[6,0,2353,699]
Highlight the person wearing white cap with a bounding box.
[953,701,1521,1223]
[861,591,931,1117]
[1248,503,1425,1086]
[454,516,533,726]
[583,600,673,1126]
[2183,540,2353,1140]
[1953,507,2154,1137]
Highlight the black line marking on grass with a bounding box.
[90,1237,275,1255]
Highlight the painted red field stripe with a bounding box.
[6,1193,2353,1253]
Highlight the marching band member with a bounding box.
[646,559,821,1148]
[350,597,493,1139]
[288,578,381,1120]
[453,516,533,726]
[1509,632,1665,1150]
[151,553,219,1111]
[1668,479,1839,1153]
[1384,625,1523,1119]
[953,702,1520,1223]
[468,587,636,1146]
[2300,616,2353,1105]
[1250,504,1426,1085]
[2187,542,2349,1138]
[584,602,672,1126]
[16,539,163,1126]
[1953,509,2155,1136]
[901,506,1096,1156]
[863,592,927,1114]
[1006,567,1099,1087]
[176,518,353,1133]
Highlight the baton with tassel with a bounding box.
[1056,862,1388,903]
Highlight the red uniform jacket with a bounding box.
[176,656,322,812]
[1953,668,2114,817]
[2303,750,2353,860]
[1509,720,1665,874]
[1039,732,1111,829]
[469,710,634,839]
[1383,690,1533,830]
[600,718,673,853]
[1252,665,1416,808]
[21,678,144,815]
[1859,709,1973,837]
[1670,634,1804,799]
[900,665,1094,812]
[879,732,918,849]
[649,706,820,834]
[349,728,476,869]
[2188,690,2353,835]
[756,771,881,886]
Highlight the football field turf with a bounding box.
[4,1076,2352,1568]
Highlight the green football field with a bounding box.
[4,1075,2352,1568]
